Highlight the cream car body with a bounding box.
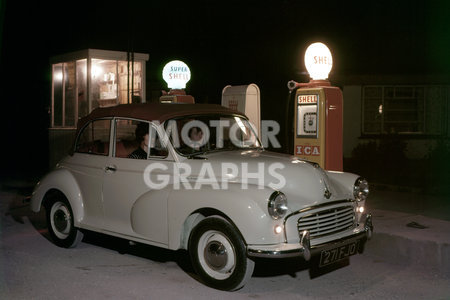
[31,103,372,291]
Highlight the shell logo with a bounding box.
[304,42,333,80]
[162,60,191,89]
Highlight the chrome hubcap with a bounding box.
[54,209,69,232]
[205,241,228,270]
[50,202,71,239]
[197,230,236,280]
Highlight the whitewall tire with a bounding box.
[189,216,255,291]
[46,195,83,248]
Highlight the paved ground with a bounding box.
[1,179,449,298]
[367,189,450,274]
[368,188,450,222]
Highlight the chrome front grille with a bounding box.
[297,205,355,238]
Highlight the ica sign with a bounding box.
[296,145,320,156]
[304,42,333,80]
[162,60,191,89]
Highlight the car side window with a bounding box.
[75,119,111,155]
[148,125,169,158]
[114,119,168,159]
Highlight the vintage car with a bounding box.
[31,102,372,291]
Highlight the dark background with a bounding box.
[0,0,449,179]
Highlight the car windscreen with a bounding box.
[164,114,262,156]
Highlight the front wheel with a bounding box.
[189,216,255,291]
[45,195,83,248]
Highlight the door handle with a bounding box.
[105,165,117,173]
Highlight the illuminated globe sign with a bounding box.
[304,42,333,80]
[162,60,191,89]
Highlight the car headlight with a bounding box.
[268,191,288,220]
[353,177,369,201]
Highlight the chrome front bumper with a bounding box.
[247,213,373,260]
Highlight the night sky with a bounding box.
[0,0,449,176]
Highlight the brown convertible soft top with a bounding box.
[77,102,245,131]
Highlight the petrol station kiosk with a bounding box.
[289,43,343,171]
[49,49,149,167]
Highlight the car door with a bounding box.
[101,118,173,246]
[67,118,111,229]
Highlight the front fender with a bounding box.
[167,184,285,250]
[31,168,84,225]
[325,170,360,199]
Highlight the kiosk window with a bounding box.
[91,60,144,108]
[51,55,145,128]
[52,62,77,127]
[77,59,88,119]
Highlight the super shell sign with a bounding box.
[162,60,191,89]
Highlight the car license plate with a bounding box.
[319,240,360,267]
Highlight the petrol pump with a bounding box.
[221,84,261,137]
[288,42,343,171]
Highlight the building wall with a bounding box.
[49,129,77,168]
[343,86,362,158]
[343,85,449,160]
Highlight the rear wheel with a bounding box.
[189,216,254,291]
[45,194,83,248]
